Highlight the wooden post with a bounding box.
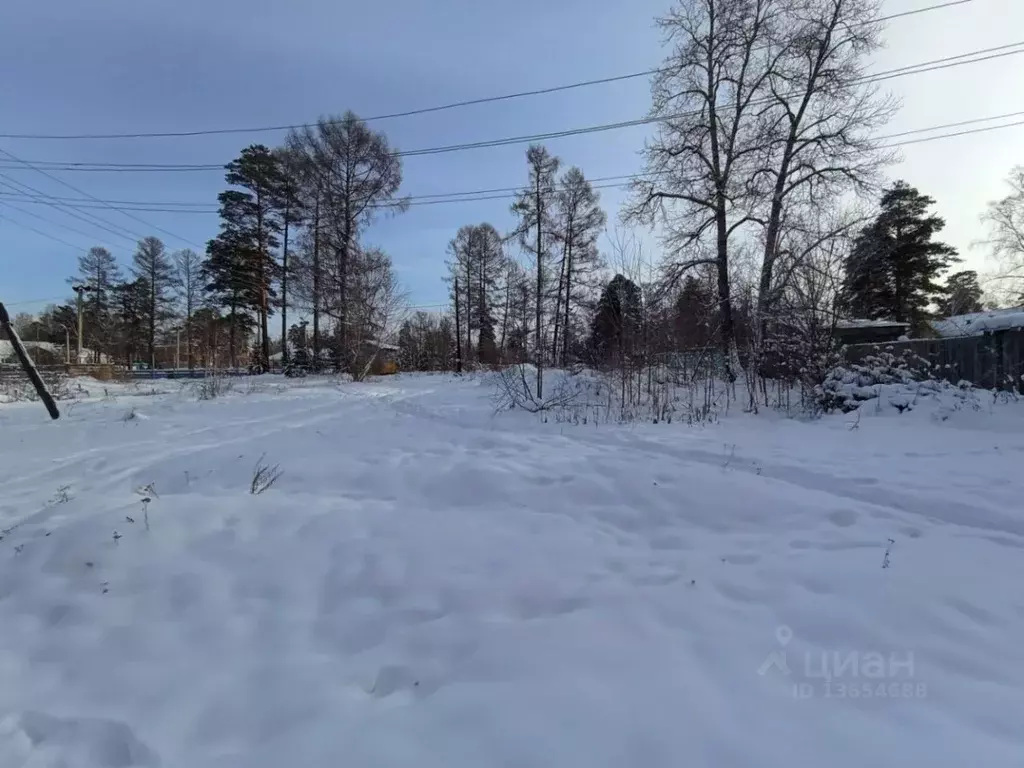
[0,301,59,419]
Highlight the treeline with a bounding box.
[20,111,408,375]
[394,137,726,384]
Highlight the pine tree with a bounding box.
[132,237,175,369]
[674,274,716,349]
[112,278,149,368]
[512,145,560,397]
[936,270,984,317]
[843,181,959,334]
[203,230,258,369]
[220,144,283,371]
[274,147,305,366]
[588,274,642,365]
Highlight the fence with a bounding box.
[845,328,1024,391]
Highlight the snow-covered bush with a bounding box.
[491,364,588,414]
[0,371,74,404]
[492,363,726,426]
[817,347,937,413]
[193,376,234,401]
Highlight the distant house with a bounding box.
[834,319,910,346]
[0,340,107,366]
[359,340,399,376]
[931,307,1024,338]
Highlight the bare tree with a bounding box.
[447,223,506,366]
[174,248,203,369]
[627,0,778,382]
[133,236,175,370]
[552,167,606,366]
[980,166,1024,302]
[746,0,894,390]
[286,112,408,370]
[499,260,530,362]
[762,214,852,411]
[345,247,406,381]
[67,246,122,362]
[512,144,560,398]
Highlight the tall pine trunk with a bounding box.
[256,189,271,372]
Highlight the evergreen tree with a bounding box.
[674,274,716,349]
[588,274,642,365]
[843,181,959,334]
[274,147,305,366]
[936,270,984,317]
[68,246,122,362]
[112,278,150,368]
[132,237,175,368]
[203,230,259,369]
[219,144,284,371]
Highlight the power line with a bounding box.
[0,172,143,243]
[0,0,974,142]
[0,146,204,249]
[880,117,1024,147]
[0,195,219,215]
[1,108,1022,216]
[0,209,82,250]
[2,39,1018,173]
[8,116,1023,313]
[0,194,118,243]
[5,109,1020,306]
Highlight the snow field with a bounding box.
[1,373,1023,766]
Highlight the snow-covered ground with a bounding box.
[1,372,1023,767]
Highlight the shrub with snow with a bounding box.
[818,347,935,413]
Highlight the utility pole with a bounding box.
[0,301,59,419]
[71,284,92,365]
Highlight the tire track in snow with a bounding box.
[563,428,1024,541]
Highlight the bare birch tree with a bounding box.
[980,166,1024,302]
[346,247,406,381]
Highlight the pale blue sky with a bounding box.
[1,0,1021,315]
